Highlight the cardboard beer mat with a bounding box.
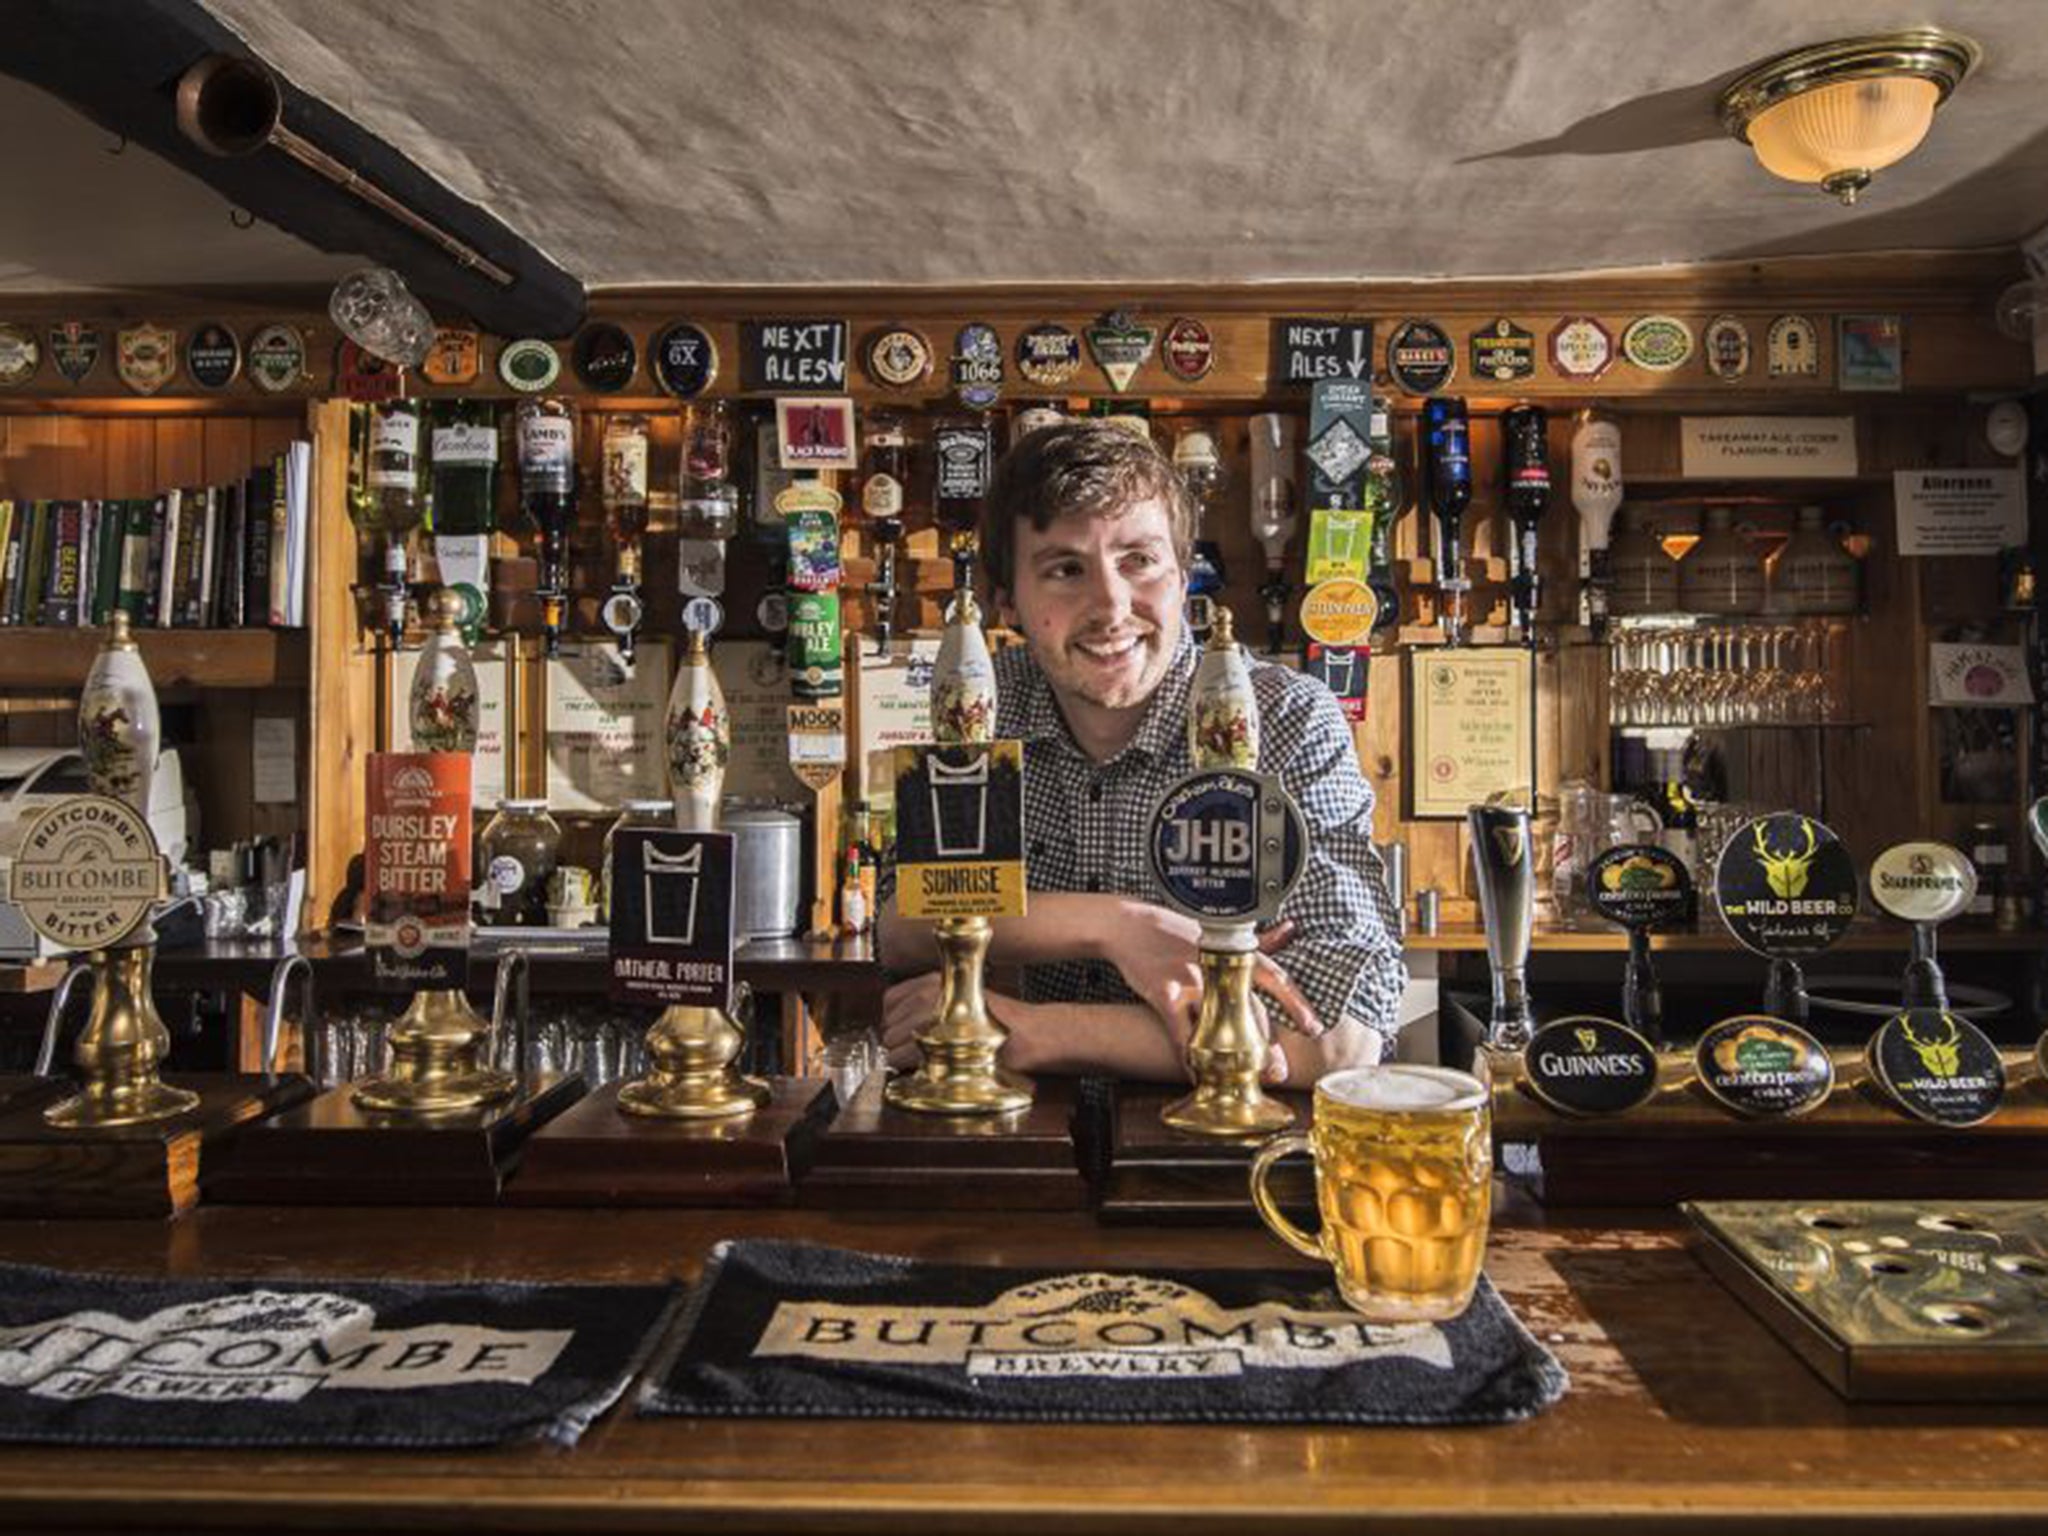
[640,1240,1567,1425]
[0,1263,679,1448]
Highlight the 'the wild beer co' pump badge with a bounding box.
[1713,813,1859,958]
[891,741,1026,919]
[1866,1007,2005,1128]
[7,795,164,952]
[1522,1015,1660,1117]
[1694,1014,1834,1118]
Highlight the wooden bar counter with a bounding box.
[0,1196,2042,1533]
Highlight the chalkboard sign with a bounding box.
[608,829,736,1007]
[1273,318,1374,385]
[892,741,1025,919]
[740,319,848,392]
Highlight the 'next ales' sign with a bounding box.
[740,320,848,391]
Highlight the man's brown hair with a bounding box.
[981,420,1191,597]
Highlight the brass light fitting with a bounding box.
[1718,28,1981,205]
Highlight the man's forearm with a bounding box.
[1002,999,1184,1082]
[881,891,1120,974]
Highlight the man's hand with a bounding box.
[881,973,1041,1073]
[1108,903,1323,1040]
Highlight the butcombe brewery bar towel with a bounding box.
[0,1263,680,1449]
[640,1241,1568,1425]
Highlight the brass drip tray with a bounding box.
[1686,1199,2048,1401]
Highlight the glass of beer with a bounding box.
[1249,1064,1492,1323]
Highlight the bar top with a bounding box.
[0,1200,2040,1533]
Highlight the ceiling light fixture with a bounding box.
[1717,28,1980,205]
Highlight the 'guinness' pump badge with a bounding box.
[1695,1014,1834,1118]
[1015,323,1082,389]
[0,324,41,388]
[245,324,307,393]
[1714,812,1859,959]
[117,324,178,396]
[864,326,934,390]
[1386,319,1454,394]
[1162,317,1215,383]
[1471,319,1535,383]
[951,323,1004,411]
[48,322,99,384]
[572,323,637,393]
[1086,310,1156,394]
[1868,1007,2005,1128]
[184,322,241,390]
[1523,1016,1660,1117]
[498,339,561,394]
[653,322,717,398]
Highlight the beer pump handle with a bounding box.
[1621,929,1664,1048]
[1902,921,1949,1011]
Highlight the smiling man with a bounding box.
[880,420,1406,1086]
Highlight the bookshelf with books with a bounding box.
[0,408,320,860]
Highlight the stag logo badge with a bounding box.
[1754,818,1817,899]
[1902,1013,1961,1078]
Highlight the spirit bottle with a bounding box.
[1174,424,1227,645]
[1423,396,1472,645]
[599,412,650,660]
[347,399,427,646]
[515,397,577,655]
[860,412,910,652]
[427,399,499,639]
[1248,413,1299,653]
[1501,403,1550,647]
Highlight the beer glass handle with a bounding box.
[1248,1133,1324,1262]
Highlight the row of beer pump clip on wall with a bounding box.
[343,391,1621,672]
[15,568,1329,1144]
[1468,796,2048,1129]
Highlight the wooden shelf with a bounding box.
[1404,921,2048,954]
[0,628,308,690]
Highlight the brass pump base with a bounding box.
[44,946,200,1130]
[617,1001,771,1121]
[352,987,517,1115]
[1161,947,1295,1139]
[886,915,1033,1116]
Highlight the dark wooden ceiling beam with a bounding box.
[0,0,585,337]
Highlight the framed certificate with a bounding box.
[1405,649,1535,820]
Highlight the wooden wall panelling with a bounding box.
[304,400,372,931]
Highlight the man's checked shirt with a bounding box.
[993,630,1408,1046]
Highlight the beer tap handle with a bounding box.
[35,961,92,1078]
[1621,928,1663,1047]
[260,954,317,1085]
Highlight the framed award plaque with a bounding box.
[1404,649,1535,819]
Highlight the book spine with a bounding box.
[268,451,289,627]
[92,499,126,626]
[22,502,52,626]
[144,495,170,627]
[0,500,19,626]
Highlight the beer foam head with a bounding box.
[1319,1064,1484,1113]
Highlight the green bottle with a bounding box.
[427,399,500,636]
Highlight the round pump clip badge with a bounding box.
[1867,1008,2005,1128]
[1586,843,1692,933]
[1694,1014,1835,1119]
[1522,1015,1661,1117]
[1867,841,1976,927]
[1713,812,1859,959]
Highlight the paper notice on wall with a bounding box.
[1894,468,2027,556]
[855,638,939,799]
[251,716,297,804]
[1930,643,2035,707]
[544,641,671,812]
[1679,417,1857,478]
[713,640,805,807]
[390,641,508,806]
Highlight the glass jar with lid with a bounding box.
[602,799,675,921]
[478,799,562,927]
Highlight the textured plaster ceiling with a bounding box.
[11,0,2048,293]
